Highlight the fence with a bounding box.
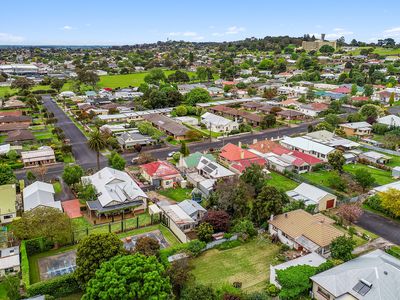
[361,144,400,157]
[72,214,161,243]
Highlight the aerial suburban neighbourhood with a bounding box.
[1,1,400,299]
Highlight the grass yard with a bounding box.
[0,86,17,97]
[190,237,280,292]
[343,164,395,185]
[98,70,196,89]
[265,171,298,191]
[0,281,8,300]
[32,130,54,140]
[348,46,400,56]
[333,225,367,247]
[302,169,337,187]
[158,187,192,202]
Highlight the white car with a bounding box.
[168,151,176,157]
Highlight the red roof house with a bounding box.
[331,86,351,94]
[249,140,290,155]
[140,161,182,189]
[220,143,266,173]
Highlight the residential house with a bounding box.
[21,146,56,167]
[372,181,400,194]
[140,161,182,188]
[177,152,216,173]
[277,109,306,120]
[299,103,328,117]
[143,114,189,140]
[219,143,266,173]
[6,129,35,143]
[268,209,343,256]
[305,130,360,150]
[82,167,148,219]
[0,184,16,224]
[359,151,391,164]
[0,246,20,277]
[392,166,400,178]
[0,115,31,126]
[280,136,335,161]
[117,132,153,150]
[23,181,62,211]
[339,122,372,137]
[177,200,206,223]
[311,249,400,300]
[377,114,400,128]
[196,156,235,179]
[174,116,199,126]
[1,98,26,109]
[286,183,337,211]
[200,112,238,133]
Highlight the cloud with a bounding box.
[61,25,73,30]
[324,28,353,39]
[182,32,197,37]
[333,27,344,32]
[168,31,203,41]
[225,26,245,35]
[383,27,400,37]
[0,32,24,43]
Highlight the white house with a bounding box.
[0,246,20,277]
[23,181,62,211]
[377,114,400,128]
[286,183,337,211]
[82,167,148,219]
[280,136,335,161]
[200,112,238,133]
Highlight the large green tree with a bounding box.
[252,185,289,226]
[185,88,211,106]
[240,164,267,194]
[181,284,217,300]
[62,165,84,187]
[330,236,355,261]
[108,151,126,171]
[354,169,375,191]
[87,129,107,170]
[328,150,346,173]
[276,265,316,299]
[12,207,72,245]
[82,254,171,300]
[75,233,125,288]
[0,164,16,185]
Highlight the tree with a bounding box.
[175,105,188,116]
[50,78,65,92]
[240,163,266,193]
[196,222,214,242]
[180,141,190,156]
[364,84,374,97]
[186,129,203,141]
[134,236,160,257]
[108,151,126,170]
[26,170,36,183]
[252,185,289,226]
[144,68,166,85]
[202,210,231,232]
[319,45,335,53]
[354,169,375,191]
[83,254,171,300]
[325,113,341,128]
[232,218,257,238]
[328,150,345,173]
[328,172,347,192]
[62,165,84,187]
[276,265,316,299]
[379,188,400,217]
[167,258,193,297]
[359,104,380,119]
[0,164,16,185]
[11,77,34,91]
[87,129,107,170]
[3,275,20,300]
[77,70,99,87]
[12,207,72,245]
[181,284,217,300]
[351,84,358,96]
[389,92,395,106]
[261,114,276,129]
[331,236,355,261]
[337,203,363,223]
[75,233,125,288]
[258,59,275,70]
[185,88,211,105]
[32,164,48,181]
[77,183,97,202]
[263,88,277,100]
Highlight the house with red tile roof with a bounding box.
[219,143,266,173]
[249,140,290,155]
[331,86,351,94]
[140,161,182,189]
[351,96,370,102]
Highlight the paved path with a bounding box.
[356,210,400,245]
[352,237,394,255]
[42,95,105,166]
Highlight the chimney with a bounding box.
[284,213,288,218]
[321,33,325,41]
[240,150,245,160]
[253,139,257,144]
[261,143,264,149]
[238,141,242,148]
[270,214,274,221]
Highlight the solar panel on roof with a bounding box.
[208,164,218,171]
[203,166,214,173]
[200,159,209,164]
[353,281,372,296]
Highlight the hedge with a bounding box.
[25,237,53,256]
[27,273,80,298]
[20,241,30,288]
[159,239,206,265]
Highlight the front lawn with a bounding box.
[53,181,62,194]
[190,237,280,292]
[158,187,192,202]
[265,171,298,191]
[0,281,8,300]
[343,164,395,186]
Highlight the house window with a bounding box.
[3,215,13,219]
[317,286,330,299]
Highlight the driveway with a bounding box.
[356,210,400,245]
[42,95,106,166]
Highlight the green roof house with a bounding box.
[0,184,17,224]
[177,151,216,171]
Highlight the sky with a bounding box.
[1,0,400,45]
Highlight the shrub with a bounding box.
[265,283,280,297]
[232,219,257,240]
[25,237,53,255]
[215,240,242,250]
[315,260,334,273]
[186,239,207,256]
[197,222,214,242]
[27,273,80,298]
[20,241,30,288]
